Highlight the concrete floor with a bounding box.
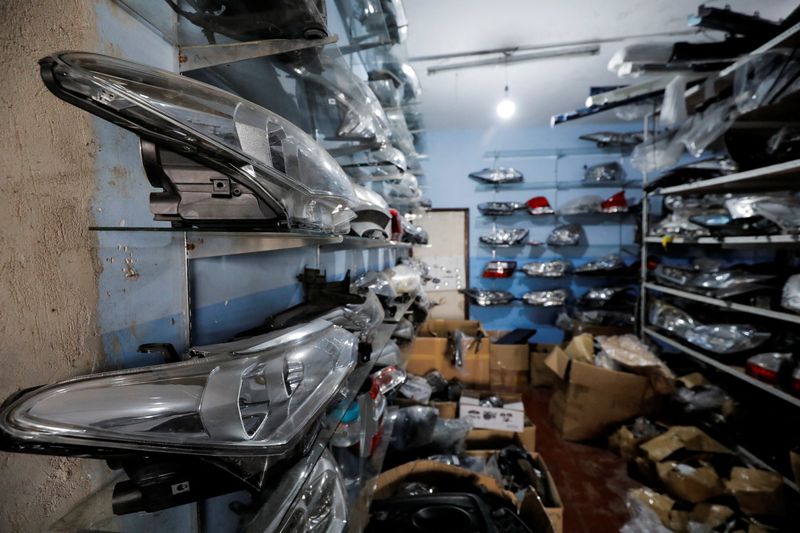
[524,388,642,533]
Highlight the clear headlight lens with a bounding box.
[522,259,570,277]
[522,289,568,307]
[0,320,357,456]
[41,52,357,233]
[461,288,514,306]
[547,224,582,246]
[479,228,529,247]
[468,167,524,184]
[278,450,348,533]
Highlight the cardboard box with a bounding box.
[459,390,525,432]
[464,447,563,533]
[656,461,725,503]
[488,330,531,391]
[406,319,491,386]
[545,335,659,441]
[466,424,537,452]
[530,344,558,387]
[639,426,733,463]
[726,467,785,516]
[371,460,555,533]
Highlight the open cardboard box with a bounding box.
[464,448,563,533]
[459,389,525,432]
[371,460,555,533]
[393,397,458,419]
[545,334,660,441]
[406,319,491,386]
[466,424,537,453]
[487,330,531,392]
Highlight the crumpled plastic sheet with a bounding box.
[390,406,438,450]
[351,271,398,299]
[620,493,672,533]
[631,134,685,173]
[753,197,800,233]
[399,374,433,404]
[733,49,800,114]
[386,264,422,296]
[431,417,472,453]
[560,195,603,214]
[782,274,800,313]
[596,334,675,393]
[547,224,581,246]
[661,74,688,127]
[672,384,732,414]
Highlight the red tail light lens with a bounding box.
[389,208,403,240]
[483,260,517,278]
[746,361,779,383]
[601,191,628,213]
[526,196,554,215]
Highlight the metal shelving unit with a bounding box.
[644,328,800,409]
[644,283,800,325]
[644,234,800,246]
[654,159,800,196]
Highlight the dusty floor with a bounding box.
[524,388,641,533]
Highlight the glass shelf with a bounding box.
[473,179,641,192]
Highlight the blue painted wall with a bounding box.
[419,122,642,343]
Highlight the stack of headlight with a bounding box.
[522,259,570,277]
[522,290,568,307]
[0,320,357,467]
[479,228,529,247]
[39,52,358,234]
[460,288,514,306]
[477,201,524,216]
[468,167,524,184]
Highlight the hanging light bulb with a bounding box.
[496,85,515,120]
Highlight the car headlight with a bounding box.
[0,320,357,457]
[40,52,357,234]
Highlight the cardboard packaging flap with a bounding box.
[543,346,571,379]
[466,425,536,453]
[656,461,724,503]
[564,333,594,362]
[677,372,710,388]
[688,503,734,529]
[640,426,733,463]
[627,488,676,526]
[725,467,785,517]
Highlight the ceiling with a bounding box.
[403,0,798,130]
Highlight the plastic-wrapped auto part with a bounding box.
[468,167,524,184]
[479,228,529,247]
[385,264,422,296]
[522,289,567,307]
[399,374,433,404]
[374,340,402,366]
[425,371,448,398]
[650,211,711,238]
[526,196,555,215]
[608,42,675,77]
[579,286,632,305]
[385,106,417,157]
[661,75,689,127]
[560,195,602,214]
[41,52,360,234]
[522,259,570,278]
[752,197,800,233]
[460,288,514,307]
[547,224,582,246]
[672,384,732,414]
[685,325,770,354]
[368,74,402,108]
[478,201,524,216]
[584,161,626,183]
[733,49,800,114]
[431,418,472,453]
[631,134,686,173]
[782,274,800,313]
[496,446,552,503]
[351,271,398,300]
[596,335,675,392]
[483,261,517,278]
[620,489,673,533]
[382,172,420,200]
[389,406,438,451]
[575,253,625,274]
[381,0,408,44]
[451,330,469,367]
[649,300,698,337]
[678,97,736,158]
[653,264,773,298]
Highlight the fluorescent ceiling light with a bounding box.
[428,44,600,75]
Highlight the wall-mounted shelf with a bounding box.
[644,328,800,409]
[645,282,800,325]
[473,179,641,192]
[482,146,626,159]
[652,159,800,196]
[645,234,800,247]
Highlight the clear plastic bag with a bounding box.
[677,98,736,158]
[620,494,673,533]
[661,75,688,127]
[386,264,422,296]
[399,374,433,404]
[672,384,732,414]
[431,417,472,453]
[390,406,438,450]
[782,274,800,313]
[631,134,684,173]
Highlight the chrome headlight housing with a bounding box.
[468,167,523,184]
[0,320,357,457]
[522,289,568,307]
[40,52,357,234]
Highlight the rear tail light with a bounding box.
[389,208,403,240]
[745,353,793,385]
[527,196,555,215]
[601,191,628,213]
[482,261,517,278]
